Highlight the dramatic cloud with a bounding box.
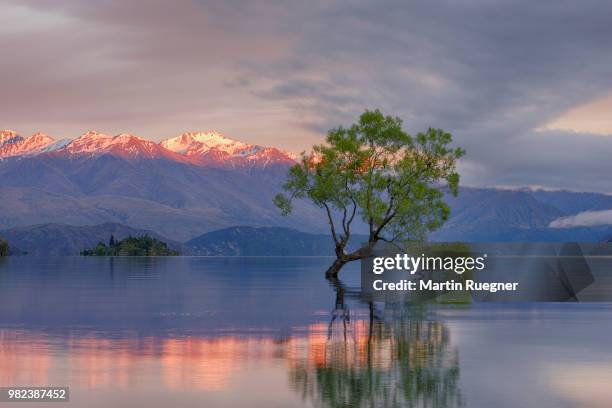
[550,209,612,228]
[1,0,612,192]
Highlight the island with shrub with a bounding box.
[0,236,8,257]
[81,235,179,256]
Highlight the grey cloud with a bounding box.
[235,0,612,192]
[254,0,612,132]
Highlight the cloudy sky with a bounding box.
[2,0,612,193]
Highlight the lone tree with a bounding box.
[274,109,464,277]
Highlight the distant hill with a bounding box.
[0,223,184,256]
[439,187,563,229]
[529,190,612,215]
[186,226,368,256]
[431,187,612,242]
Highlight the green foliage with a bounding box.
[81,235,179,256]
[275,109,464,260]
[0,237,8,257]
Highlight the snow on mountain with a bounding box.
[0,128,296,167]
[245,146,298,165]
[41,138,71,153]
[160,131,247,154]
[59,131,189,161]
[160,130,296,167]
[0,130,23,147]
[0,132,57,159]
[60,130,114,154]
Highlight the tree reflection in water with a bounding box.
[289,277,463,408]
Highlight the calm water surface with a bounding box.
[1,257,612,407]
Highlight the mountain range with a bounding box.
[0,128,611,247]
[0,129,320,241]
[0,129,295,166]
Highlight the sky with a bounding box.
[1,0,612,193]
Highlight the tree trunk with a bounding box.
[325,243,375,278]
[325,257,348,278]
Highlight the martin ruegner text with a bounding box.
[372,279,519,293]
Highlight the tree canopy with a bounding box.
[274,109,464,276]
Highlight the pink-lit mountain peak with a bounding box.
[61,130,184,160]
[65,131,148,153]
[0,128,296,167]
[0,129,20,138]
[160,130,248,155]
[64,130,113,151]
[0,132,57,158]
[0,129,23,146]
[159,130,296,167]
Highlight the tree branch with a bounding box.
[341,177,357,239]
[347,196,357,230]
[373,209,397,240]
[341,204,348,236]
[322,202,339,245]
[371,180,397,240]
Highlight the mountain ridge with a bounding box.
[0,129,296,168]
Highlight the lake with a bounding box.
[1,256,612,407]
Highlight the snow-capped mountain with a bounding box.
[160,131,296,167]
[0,130,24,147]
[0,132,58,158]
[160,131,247,155]
[41,138,72,153]
[57,130,189,161]
[0,128,296,167]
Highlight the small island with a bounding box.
[81,235,179,256]
[0,236,8,257]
